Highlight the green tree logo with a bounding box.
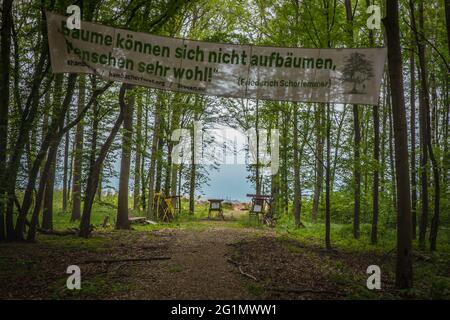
[342,52,374,94]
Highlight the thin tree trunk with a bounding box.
[445,0,450,54]
[0,0,14,241]
[325,103,331,250]
[14,74,78,240]
[388,90,397,217]
[411,2,441,251]
[353,104,361,238]
[282,108,289,215]
[146,101,161,220]
[365,0,380,244]
[62,109,70,211]
[409,46,417,240]
[41,145,57,230]
[383,0,413,288]
[116,90,135,229]
[155,134,164,193]
[331,108,347,186]
[169,103,181,196]
[293,102,301,227]
[371,102,380,244]
[71,75,85,221]
[410,0,431,249]
[189,120,196,215]
[133,94,143,210]
[255,100,260,195]
[344,0,361,239]
[42,74,63,229]
[312,104,324,222]
[141,104,149,211]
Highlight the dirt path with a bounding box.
[124,221,261,299]
[0,213,399,299]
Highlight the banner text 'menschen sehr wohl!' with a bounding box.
[46,12,387,105]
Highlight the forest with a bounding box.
[0,0,449,301]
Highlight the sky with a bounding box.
[200,164,253,202]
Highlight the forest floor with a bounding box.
[1,209,449,300]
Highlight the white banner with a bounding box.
[46,12,386,105]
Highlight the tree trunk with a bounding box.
[26,76,94,241]
[41,144,57,230]
[189,120,196,215]
[293,103,301,227]
[410,0,430,249]
[344,0,361,239]
[353,104,361,239]
[71,75,86,221]
[146,100,161,220]
[0,0,13,241]
[42,74,63,230]
[28,139,60,241]
[388,90,397,217]
[79,84,128,237]
[312,104,324,222]
[133,94,143,210]
[255,100,261,195]
[445,0,450,54]
[383,0,413,289]
[14,74,78,240]
[169,103,181,196]
[116,90,135,230]
[325,103,331,250]
[62,109,70,211]
[371,103,380,244]
[141,104,150,211]
[410,1,441,251]
[409,46,417,240]
[155,134,164,193]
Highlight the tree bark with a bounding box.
[410,1,441,251]
[42,74,63,230]
[445,0,450,54]
[79,84,128,237]
[293,102,301,227]
[353,104,361,239]
[189,119,196,215]
[312,104,324,222]
[371,103,380,244]
[62,107,70,211]
[116,89,135,229]
[71,75,86,221]
[325,103,331,250]
[255,100,261,195]
[133,94,143,210]
[0,0,14,241]
[409,46,417,240]
[14,74,78,240]
[383,0,413,289]
[344,0,361,239]
[41,145,57,231]
[146,98,161,219]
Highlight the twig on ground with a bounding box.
[226,257,257,281]
[238,265,257,281]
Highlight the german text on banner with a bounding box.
[46,12,387,105]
